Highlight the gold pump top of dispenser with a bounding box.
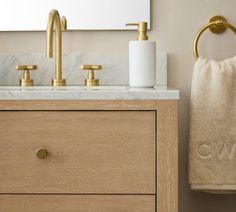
[126,22,148,41]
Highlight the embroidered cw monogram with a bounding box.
[197,142,236,160]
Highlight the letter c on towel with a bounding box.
[197,144,212,159]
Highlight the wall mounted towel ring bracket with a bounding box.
[193,15,236,60]
[209,16,227,34]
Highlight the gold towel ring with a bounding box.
[193,16,236,60]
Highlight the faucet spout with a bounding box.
[46,9,66,86]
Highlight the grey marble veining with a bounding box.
[0,86,180,100]
[0,53,167,86]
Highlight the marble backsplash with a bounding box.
[0,53,167,86]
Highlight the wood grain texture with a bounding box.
[0,100,179,212]
[0,111,155,194]
[156,101,178,212]
[0,195,155,212]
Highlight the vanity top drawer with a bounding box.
[0,111,156,194]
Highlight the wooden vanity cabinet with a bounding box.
[0,100,178,212]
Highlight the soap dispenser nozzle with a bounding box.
[126,22,148,41]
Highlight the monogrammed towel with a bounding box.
[189,57,236,193]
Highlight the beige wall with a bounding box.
[0,0,236,211]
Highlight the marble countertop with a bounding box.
[0,86,180,100]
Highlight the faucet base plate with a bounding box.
[20,79,33,87]
[85,79,99,87]
[52,79,66,87]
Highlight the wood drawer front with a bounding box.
[0,195,155,212]
[0,111,156,194]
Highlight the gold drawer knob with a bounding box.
[36,148,48,159]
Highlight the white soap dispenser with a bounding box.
[126,22,156,88]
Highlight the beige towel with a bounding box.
[189,57,236,193]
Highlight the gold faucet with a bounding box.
[46,9,66,86]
